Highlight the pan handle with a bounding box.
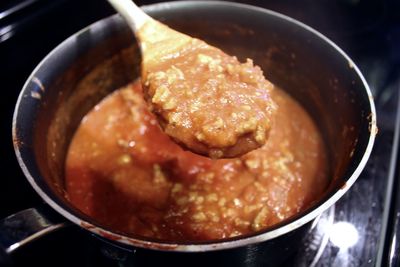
[0,205,68,258]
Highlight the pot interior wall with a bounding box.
[25,5,371,233]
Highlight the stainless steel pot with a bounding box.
[4,1,376,266]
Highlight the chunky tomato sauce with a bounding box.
[141,22,276,158]
[65,80,328,241]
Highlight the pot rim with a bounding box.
[12,0,377,252]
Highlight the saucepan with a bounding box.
[2,1,376,266]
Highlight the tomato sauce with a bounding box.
[65,80,328,241]
[142,34,276,159]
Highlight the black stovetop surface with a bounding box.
[1,0,399,266]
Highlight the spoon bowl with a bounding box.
[107,0,277,158]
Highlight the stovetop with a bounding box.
[1,0,399,266]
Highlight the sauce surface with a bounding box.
[65,80,328,241]
[142,29,276,158]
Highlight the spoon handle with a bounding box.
[107,0,152,32]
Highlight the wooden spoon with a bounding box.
[107,0,276,159]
